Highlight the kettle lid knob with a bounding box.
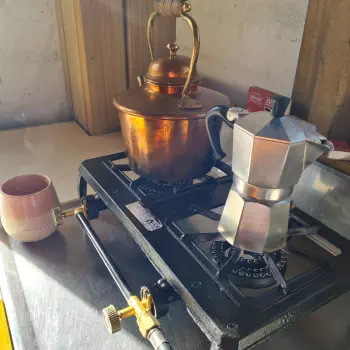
[271,96,291,119]
[167,42,180,59]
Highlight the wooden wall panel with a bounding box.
[77,0,127,135]
[57,0,87,128]
[57,0,127,135]
[125,1,176,88]
[292,0,350,141]
[57,0,176,134]
[319,155,350,175]
[55,0,73,117]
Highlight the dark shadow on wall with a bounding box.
[202,76,248,108]
[328,95,350,143]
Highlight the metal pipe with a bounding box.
[75,212,172,350]
[158,344,172,350]
[148,328,172,350]
[75,212,133,300]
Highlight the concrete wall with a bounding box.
[0,0,308,131]
[0,0,72,130]
[177,0,309,107]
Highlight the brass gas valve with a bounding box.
[52,201,87,226]
[102,288,159,338]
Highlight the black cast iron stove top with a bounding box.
[77,151,350,350]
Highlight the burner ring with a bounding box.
[211,241,288,289]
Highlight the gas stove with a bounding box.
[76,151,350,350]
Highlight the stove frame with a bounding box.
[78,152,350,350]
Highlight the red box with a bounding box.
[329,140,350,161]
[246,86,291,114]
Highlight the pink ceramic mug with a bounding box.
[0,174,61,242]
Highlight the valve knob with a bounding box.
[102,305,121,334]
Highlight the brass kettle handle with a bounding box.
[147,1,201,102]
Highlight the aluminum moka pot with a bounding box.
[206,96,334,253]
[114,1,229,183]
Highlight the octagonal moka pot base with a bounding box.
[218,175,292,254]
[206,97,334,254]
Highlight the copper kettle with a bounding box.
[114,1,229,183]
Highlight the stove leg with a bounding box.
[263,254,288,295]
[78,175,87,198]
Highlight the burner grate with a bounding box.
[106,153,233,207]
[211,241,287,289]
[138,178,195,196]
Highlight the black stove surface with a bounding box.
[78,152,350,350]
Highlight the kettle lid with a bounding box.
[143,42,201,87]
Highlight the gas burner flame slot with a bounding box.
[211,241,288,289]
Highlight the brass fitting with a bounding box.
[129,295,160,338]
[52,201,87,226]
[102,291,160,338]
[181,1,192,14]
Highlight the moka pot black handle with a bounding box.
[205,105,234,160]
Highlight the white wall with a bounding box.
[0,0,72,130]
[177,0,309,107]
[0,0,308,131]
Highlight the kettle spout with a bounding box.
[305,132,334,167]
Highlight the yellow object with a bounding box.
[0,300,12,350]
[127,295,159,338]
[102,292,160,338]
[52,201,87,227]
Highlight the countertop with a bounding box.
[0,122,124,202]
[0,208,211,350]
[1,122,350,350]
